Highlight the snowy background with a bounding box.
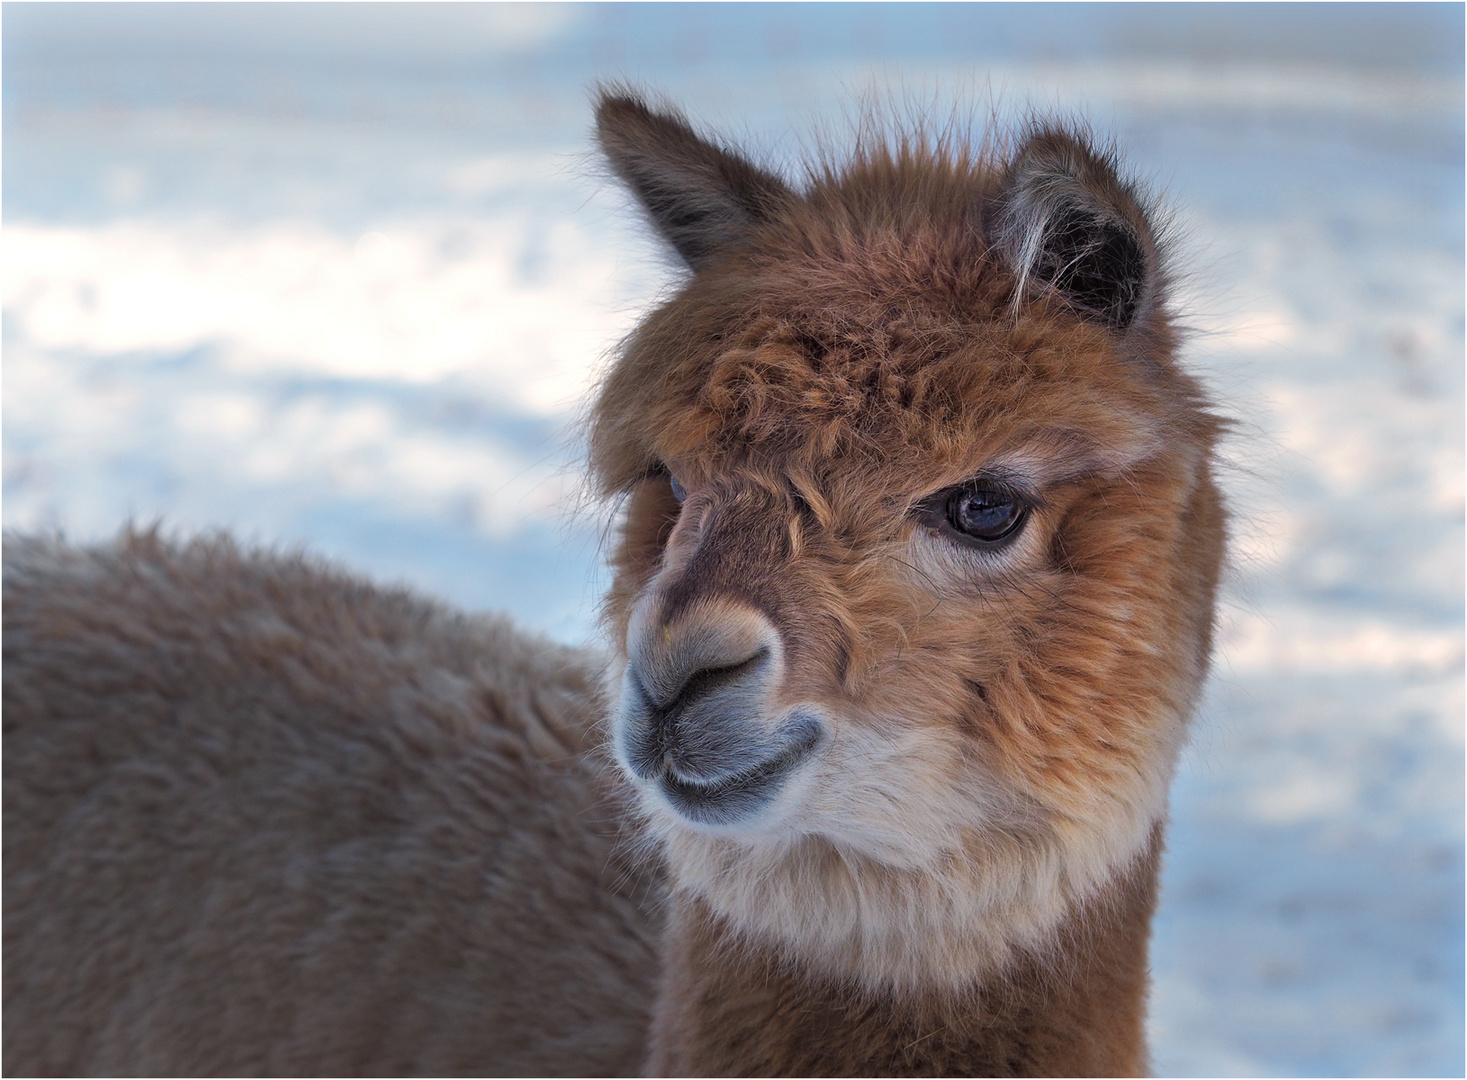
[4,4,1462,1075]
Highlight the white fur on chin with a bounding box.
[622,695,1189,994]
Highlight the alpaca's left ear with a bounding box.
[989,128,1163,330]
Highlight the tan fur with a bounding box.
[3,530,662,1076]
[592,92,1226,1074]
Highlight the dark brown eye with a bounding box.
[945,488,1027,544]
[669,476,687,504]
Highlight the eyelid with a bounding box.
[911,474,1043,518]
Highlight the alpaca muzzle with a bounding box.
[613,599,824,825]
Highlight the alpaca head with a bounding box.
[589,91,1226,991]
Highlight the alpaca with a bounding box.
[3,530,662,1076]
[589,91,1224,1075]
[3,89,1225,1077]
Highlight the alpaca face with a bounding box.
[591,93,1226,989]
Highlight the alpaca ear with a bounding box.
[596,90,792,270]
[990,127,1161,330]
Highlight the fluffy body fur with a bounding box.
[3,532,660,1076]
[3,90,1225,1077]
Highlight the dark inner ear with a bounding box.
[1035,209,1147,329]
[992,127,1160,332]
[596,91,791,270]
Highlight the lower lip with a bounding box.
[655,717,821,825]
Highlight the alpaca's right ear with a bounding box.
[990,126,1163,331]
[596,90,791,270]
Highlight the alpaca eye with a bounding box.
[669,476,687,504]
[945,489,1027,544]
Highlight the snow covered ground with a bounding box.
[4,5,1462,1075]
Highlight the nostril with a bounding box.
[655,647,770,717]
[626,646,771,772]
[619,645,773,782]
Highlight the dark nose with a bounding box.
[620,603,780,782]
[628,647,768,772]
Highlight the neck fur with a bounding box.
[647,823,1162,1077]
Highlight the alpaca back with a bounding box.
[3,530,662,1076]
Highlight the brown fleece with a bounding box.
[591,91,1226,1076]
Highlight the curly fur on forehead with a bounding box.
[589,108,1191,500]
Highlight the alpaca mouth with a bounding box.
[655,718,822,825]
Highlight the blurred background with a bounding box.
[3,3,1462,1074]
